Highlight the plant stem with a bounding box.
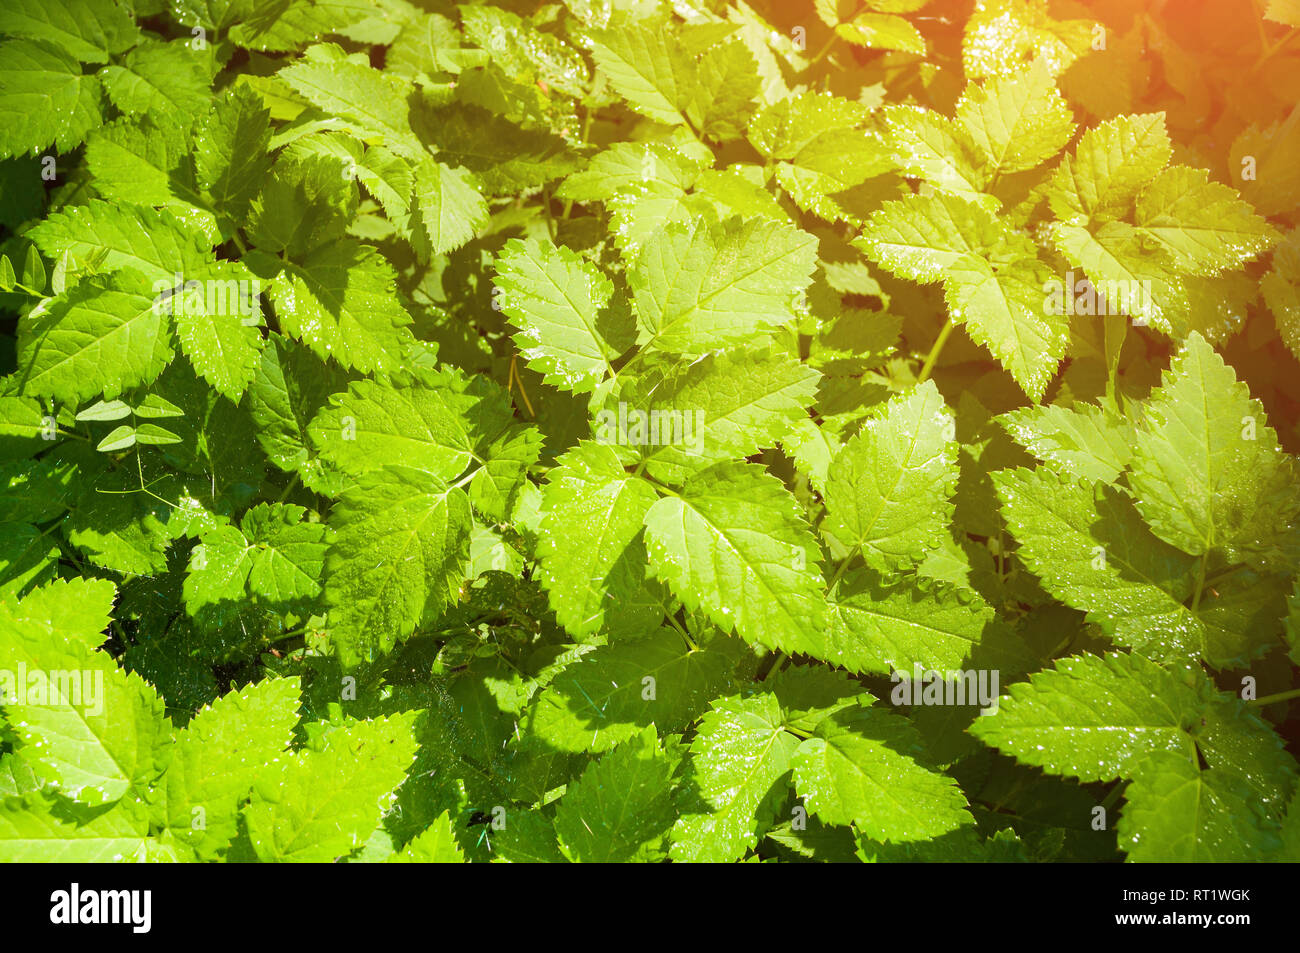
[1201,562,1247,590]
[1099,781,1125,812]
[1255,27,1300,71]
[508,355,536,417]
[1252,688,1300,706]
[827,552,855,591]
[275,472,301,504]
[1190,555,1208,614]
[268,625,310,645]
[808,31,838,67]
[664,611,697,652]
[761,651,788,680]
[918,316,954,383]
[1103,315,1125,408]
[450,467,482,490]
[542,188,556,241]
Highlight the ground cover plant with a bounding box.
[1,0,1299,863]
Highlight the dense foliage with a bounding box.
[1,0,1300,863]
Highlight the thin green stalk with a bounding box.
[827,552,855,591]
[664,612,697,652]
[450,467,482,490]
[1190,556,1208,614]
[267,625,311,645]
[808,32,838,66]
[761,651,788,681]
[275,472,301,504]
[918,316,954,383]
[1252,688,1300,707]
[1099,782,1125,812]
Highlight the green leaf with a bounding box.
[748,92,891,223]
[0,40,103,158]
[244,712,419,862]
[945,255,1068,403]
[880,105,989,206]
[0,597,170,805]
[689,39,761,142]
[1117,751,1281,862]
[276,54,421,157]
[969,652,1202,782]
[10,576,118,648]
[247,155,357,258]
[858,193,1069,399]
[994,467,1201,661]
[257,240,413,374]
[392,811,464,863]
[494,237,628,394]
[230,0,373,52]
[1126,332,1300,568]
[0,458,75,523]
[247,334,352,486]
[1263,230,1300,361]
[554,728,677,862]
[85,117,212,224]
[835,12,926,54]
[823,380,957,570]
[0,523,58,597]
[998,401,1134,483]
[961,0,1095,80]
[459,3,587,98]
[16,270,174,405]
[955,61,1075,175]
[27,200,214,286]
[631,216,818,356]
[21,245,45,292]
[1195,692,1297,809]
[535,442,659,639]
[66,463,173,575]
[526,628,737,753]
[670,692,800,862]
[629,349,820,485]
[186,503,330,614]
[172,261,265,400]
[96,424,136,451]
[408,157,488,261]
[829,569,1032,676]
[1132,166,1279,275]
[100,39,212,125]
[644,461,827,655]
[324,466,471,666]
[558,140,706,203]
[0,0,137,64]
[309,367,502,483]
[0,795,163,862]
[1050,220,1188,332]
[163,677,301,859]
[587,26,693,126]
[792,707,972,842]
[414,103,579,195]
[1047,113,1173,224]
[195,85,274,227]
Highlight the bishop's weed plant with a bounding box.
[1,0,1299,864]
